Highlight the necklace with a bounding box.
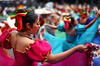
[17,33,32,39]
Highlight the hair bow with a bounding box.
[63,16,71,29]
[10,12,27,30]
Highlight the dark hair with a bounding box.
[69,17,75,28]
[16,9,38,32]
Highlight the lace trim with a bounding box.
[24,43,34,53]
[5,28,34,53]
[40,50,52,64]
[12,43,34,54]
[5,34,10,42]
[5,28,17,42]
[24,39,52,64]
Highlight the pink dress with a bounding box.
[0,28,51,66]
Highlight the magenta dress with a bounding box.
[0,28,51,66]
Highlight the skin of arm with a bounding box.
[85,13,99,30]
[47,45,88,64]
[46,24,58,29]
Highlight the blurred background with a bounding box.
[0,0,99,26]
[0,0,99,13]
[0,1,100,66]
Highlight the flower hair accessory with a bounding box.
[63,13,71,29]
[80,10,86,18]
[10,12,27,31]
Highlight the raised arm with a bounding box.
[46,24,58,29]
[85,12,100,30]
[47,45,88,64]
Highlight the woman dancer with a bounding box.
[44,12,100,53]
[0,9,88,66]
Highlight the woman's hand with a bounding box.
[76,45,88,52]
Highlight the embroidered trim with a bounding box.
[5,28,34,53]
[24,43,34,53]
[40,50,52,64]
[5,34,10,42]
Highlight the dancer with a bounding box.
[0,9,88,66]
[77,10,95,25]
[45,14,60,36]
[58,11,100,51]
[44,11,100,54]
[0,20,11,57]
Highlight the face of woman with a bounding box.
[73,18,78,26]
[30,18,40,34]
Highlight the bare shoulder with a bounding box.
[10,30,18,34]
[9,30,18,37]
[15,36,35,51]
[20,38,35,46]
[9,30,18,39]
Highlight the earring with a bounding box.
[28,29,31,34]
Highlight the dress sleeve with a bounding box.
[25,39,52,64]
[75,24,86,35]
[87,16,95,24]
[57,23,65,32]
[0,28,17,49]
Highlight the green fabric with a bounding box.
[56,29,66,38]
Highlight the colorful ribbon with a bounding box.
[37,26,46,40]
[80,10,86,18]
[63,14,71,29]
[84,42,100,66]
[85,43,100,57]
[10,12,27,30]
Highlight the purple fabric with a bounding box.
[40,52,88,66]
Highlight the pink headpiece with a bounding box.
[63,13,71,29]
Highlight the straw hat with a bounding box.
[34,8,52,15]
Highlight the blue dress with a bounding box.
[77,16,95,25]
[43,18,100,66]
[60,24,86,51]
[44,18,100,54]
